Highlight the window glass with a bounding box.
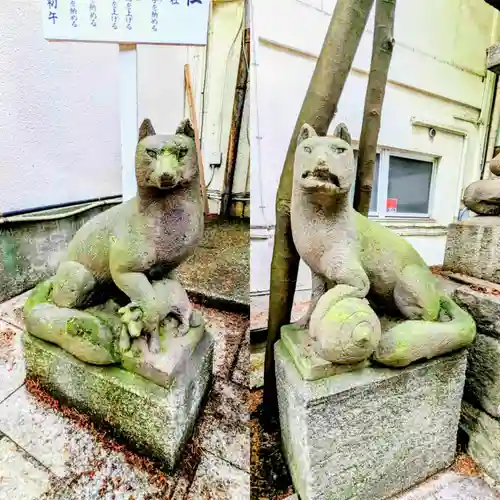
[351,151,379,213]
[387,156,432,214]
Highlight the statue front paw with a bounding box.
[118,303,144,339]
[118,301,161,354]
[148,329,161,354]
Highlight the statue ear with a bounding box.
[138,119,156,142]
[176,118,195,139]
[297,123,317,145]
[333,123,352,145]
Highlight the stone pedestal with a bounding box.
[453,284,500,481]
[443,217,500,283]
[275,338,468,500]
[23,330,214,472]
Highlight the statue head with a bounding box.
[135,118,198,190]
[294,123,355,196]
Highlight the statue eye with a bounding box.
[146,148,158,159]
[337,147,346,153]
[304,146,312,153]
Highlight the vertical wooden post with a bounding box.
[119,43,139,201]
[185,64,210,215]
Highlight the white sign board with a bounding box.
[41,0,210,45]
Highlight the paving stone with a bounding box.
[0,290,30,330]
[0,435,52,500]
[198,305,247,379]
[187,452,250,500]
[232,328,249,387]
[0,387,176,498]
[395,471,499,499]
[0,320,25,403]
[198,378,249,472]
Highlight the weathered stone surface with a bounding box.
[0,320,25,403]
[0,435,52,500]
[187,452,250,499]
[0,387,174,498]
[178,218,250,311]
[200,305,247,380]
[0,204,115,304]
[197,379,250,471]
[461,401,500,482]
[22,331,214,471]
[395,471,499,500]
[464,333,500,418]
[463,179,500,215]
[281,323,369,381]
[454,286,500,340]
[0,289,30,329]
[276,339,467,500]
[249,342,265,389]
[444,217,500,284]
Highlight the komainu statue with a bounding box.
[290,123,476,368]
[23,118,204,386]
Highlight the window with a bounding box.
[351,149,436,218]
[387,156,433,216]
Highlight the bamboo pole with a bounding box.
[353,0,396,215]
[184,64,210,215]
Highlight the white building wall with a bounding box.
[250,0,500,304]
[0,0,245,215]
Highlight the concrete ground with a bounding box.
[0,291,250,500]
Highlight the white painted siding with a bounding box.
[0,0,246,215]
[250,0,500,305]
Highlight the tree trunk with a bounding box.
[353,0,396,215]
[263,0,375,423]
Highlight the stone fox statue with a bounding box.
[50,118,203,353]
[291,123,476,367]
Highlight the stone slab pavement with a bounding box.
[283,471,500,499]
[0,291,250,500]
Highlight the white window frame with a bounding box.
[352,147,438,220]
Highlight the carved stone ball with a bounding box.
[310,297,382,364]
[490,153,500,177]
[463,179,500,215]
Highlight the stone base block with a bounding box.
[275,340,468,500]
[461,401,500,481]
[23,331,214,472]
[465,333,500,418]
[443,217,500,283]
[454,285,500,340]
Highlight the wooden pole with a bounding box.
[184,63,210,215]
[353,0,396,215]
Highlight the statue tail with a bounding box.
[23,280,119,365]
[373,294,476,368]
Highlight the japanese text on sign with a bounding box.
[41,0,210,45]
